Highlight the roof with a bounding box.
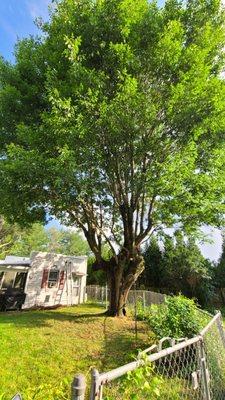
[0,256,31,266]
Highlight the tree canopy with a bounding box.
[0,0,225,314]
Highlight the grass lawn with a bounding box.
[0,303,152,399]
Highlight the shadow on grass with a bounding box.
[97,314,151,372]
[0,304,107,328]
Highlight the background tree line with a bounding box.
[139,232,225,307]
[0,216,90,259]
[1,215,225,307]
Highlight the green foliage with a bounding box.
[87,257,107,285]
[121,358,162,399]
[137,295,201,338]
[10,223,49,257]
[140,233,214,306]
[87,245,112,284]
[0,219,90,258]
[4,380,70,400]
[139,236,164,289]
[0,0,224,240]
[0,217,17,259]
[214,233,225,289]
[103,352,198,400]
[107,355,163,400]
[46,227,90,256]
[0,0,225,313]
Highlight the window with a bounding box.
[48,266,59,288]
[44,295,50,303]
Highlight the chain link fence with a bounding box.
[71,311,225,399]
[200,313,225,399]
[86,285,165,308]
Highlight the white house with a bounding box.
[0,251,87,310]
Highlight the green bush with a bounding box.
[137,295,201,339]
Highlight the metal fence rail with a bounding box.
[71,311,225,400]
[13,312,225,399]
[86,285,165,308]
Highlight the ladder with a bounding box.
[54,270,66,305]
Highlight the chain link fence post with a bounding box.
[216,311,225,348]
[90,369,100,400]
[101,286,103,304]
[142,291,146,309]
[105,284,108,310]
[200,338,211,400]
[71,374,86,400]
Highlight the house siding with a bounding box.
[23,252,87,309]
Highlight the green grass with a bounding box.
[0,303,151,399]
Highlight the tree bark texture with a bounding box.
[106,254,145,316]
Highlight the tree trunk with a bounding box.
[107,254,145,316]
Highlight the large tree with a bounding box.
[0,0,225,315]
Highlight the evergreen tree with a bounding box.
[139,237,164,289]
[142,233,214,305]
[214,233,225,303]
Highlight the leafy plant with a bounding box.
[137,295,201,338]
[104,355,163,400]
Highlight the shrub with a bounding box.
[137,295,201,339]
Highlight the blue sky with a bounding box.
[0,0,223,260]
[0,0,166,62]
[0,0,50,62]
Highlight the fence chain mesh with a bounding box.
[202,315,225,399]
[152,340,203,400]
[88,313,225,400]
[97,340,204,400]
[86,285,165,307]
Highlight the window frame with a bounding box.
[47,266,60,288]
